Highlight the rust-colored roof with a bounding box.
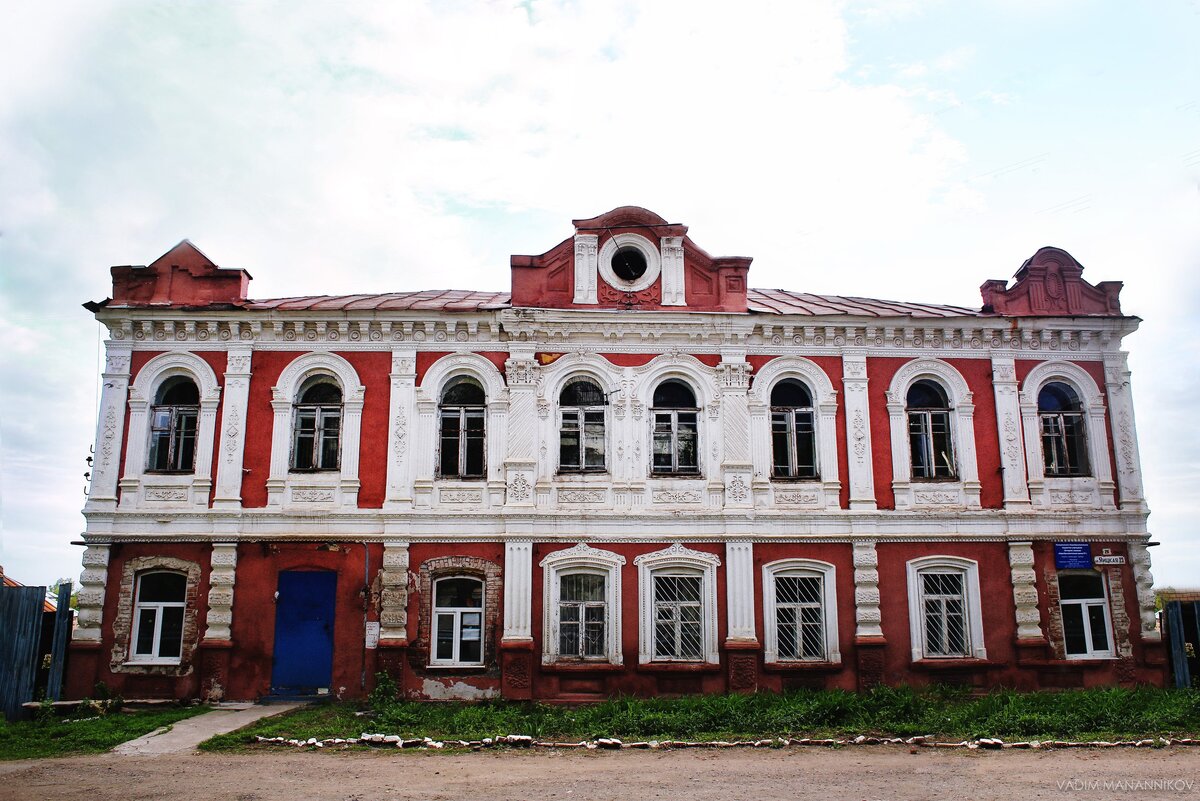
[248,290,512,312]
[244,289,983,317]
[746,289,981,318]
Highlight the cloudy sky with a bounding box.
[1,1,1197,589]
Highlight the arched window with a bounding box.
[148,377,199,472]
[431,576,484,666]
[906,380,955,480]
[439,377,486,479]
[130,571,187,663]
[1057,571,1113,658]
[292,376,342,471]
[651,380,699,475]
[1039,382,1090,477]
[770,379,817,480]
[559,379,606,472]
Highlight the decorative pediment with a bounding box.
[509,206,751,313]
[980,247,1122,317]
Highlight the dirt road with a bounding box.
[3,746,1199,801]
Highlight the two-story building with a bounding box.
[66,206,1165,702]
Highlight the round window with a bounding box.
[611,246,648,282]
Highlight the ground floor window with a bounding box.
[130,571,187,663]
[540,543,625,665]
[432,576,484,666]
[763,559,840,664]
[1058,571,1114,659]
[906,556,987,662]
[635,544,721,664]
[652,572,704,660]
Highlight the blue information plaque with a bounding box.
[1054,542,1092,569]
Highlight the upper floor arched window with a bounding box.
[439,377,486,479]
[770,379,817,480]
[559,378,606,472]
[148,377,200,473]
[1038,382,1089,477]
[906,379,955,480]
[651,379,699,475]
[292,376,342,471]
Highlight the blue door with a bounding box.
[271,571,336,695]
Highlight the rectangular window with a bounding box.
[1041,413,1090,477]
[652,412,699,475]
[1059,572,1113,658]
[652,574,703,660]
[148,407,199,472]
[560,410,606,471]
[771,409,817,479]
[558,573,607,659]
[293,406,340,470]
[439,409,486,478]
[920,571,968,657]
[775,574,825,660]
[909,411,955,479]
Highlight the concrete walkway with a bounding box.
[111,703,300,755]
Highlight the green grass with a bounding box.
[199,685,1200,751]
[0,705,208,760]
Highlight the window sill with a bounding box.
[425,663,489,671]
[288,469,341,474]
[143,470,196,476]
[909,477,960,484]
[638,661,721,674]
[123,659,182,667]
[1062,654,1117,662]
[762,660,843,673]
[556,470,610,477]
[769,477,821,484]
[540,660,625,673]
[649,473,704,479]
[910,658,999,670]
[435,477,487,482]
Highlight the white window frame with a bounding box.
[557,378,608,474]
[129,571,187,665]
[430,575,486,667]
[1057,570,1116,660]
[540,543,625,665]
[763,559,840,664]
[290,377,343,472]
[906,556,987,662]
[635,544,721,665]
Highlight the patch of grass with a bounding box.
[0,705,207,760]
[200,685,1200,751]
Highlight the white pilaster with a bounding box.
[573,234,599,304]
[504,355,539,507]
[204,542,238,641]
[992,357,1030,507]
[1104,353,1147,511]
[214,349,252,509]
[724,541,756,642]
[660,236,686,306]
[384,351,417,509]
[842,352,876,510]
[853,541,883,638]
[86,345,132,512]
[719,358,753,508]
[379,541,410,641]
[75,544,111,642]
[502,540,534,641]
[1007,541,1043,640]
[1129,542,1160,641]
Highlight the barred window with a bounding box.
[1039,382,1090,477]
[439,377,486,479]
[130,571,187,663]
[1058,572,1113,658]
[770,380,818,480]
[559,379,606,472]
[558,572,607,659]
[148,377,199,473]
[775,574,826,660]
[907,380,956,480]
[920,570,969,657]
[652,572,704,661]
[651,380,699,475]
[291,377,342,471]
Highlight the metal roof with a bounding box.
[243,288,983,317]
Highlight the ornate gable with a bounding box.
[509,206,751,313]
[980,246,1123,317]
[106,240,252,309]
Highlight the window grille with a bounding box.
[774,574,826,660]
[920,571,968,657]
[652,574,703,660]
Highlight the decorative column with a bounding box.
[1104,353,1147,511]
[852,540,886,690]
[660,236,686,305]
[725,540,758,693]
[842,352,876,510]
[719,359,753,509]
[1007,541,1046,674]
[503,355,539,507]
[1128,542,1160,642]
[991,358,1030,508]
[376,541,411,683]
[74,544,111,642]
[501,540,534,699]
[339,385,364,509]
[384,351,417,509]
[214,348,252,509]
[199,542,238,702]
[572,234,599,304]
[86,345,132,512]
